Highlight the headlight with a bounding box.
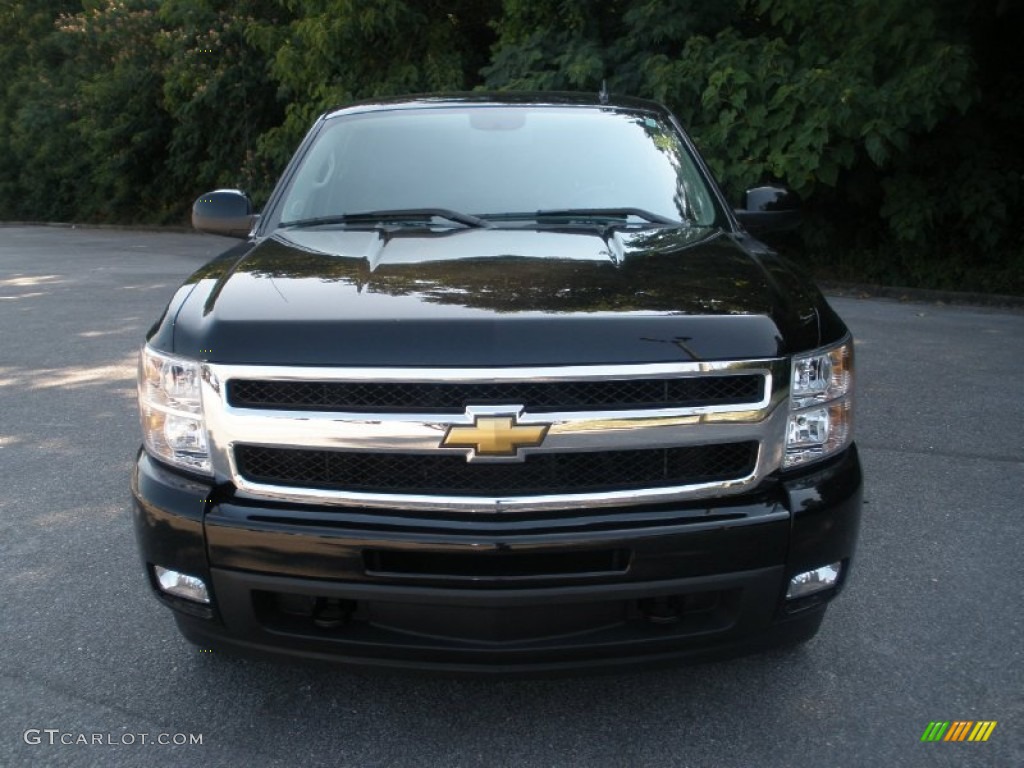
[784,338,854,468]
[138,345,211,474]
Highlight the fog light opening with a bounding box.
[154,565,210,604]
[786,562,842,600]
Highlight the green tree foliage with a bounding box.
[0,0,1020,292]
[486,0,1022,292]
[0,0,83,220]
[253,0,499,176]
[158,0,292,206]
[63,1,172,220]
[2,1,175,222]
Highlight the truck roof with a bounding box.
[323,91,670,120]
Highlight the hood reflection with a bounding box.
[189,226,780,316]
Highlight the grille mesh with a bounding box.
[234,442,758,497]
[228,376,764,413]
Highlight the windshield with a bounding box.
[270,105,722,230]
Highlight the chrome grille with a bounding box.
[201,360,789,512]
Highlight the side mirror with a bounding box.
[192,189,257,238]
[734,185,801,234]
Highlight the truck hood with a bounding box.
[162,226,827,366]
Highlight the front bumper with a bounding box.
[131,445,862,672]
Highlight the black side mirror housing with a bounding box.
[734,185,801,234]
[192,189,257,238]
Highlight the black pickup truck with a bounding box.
[132,92,862,672]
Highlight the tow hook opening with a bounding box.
[312,597,356,629]
[638,592,722,625]
[639,596,683,625]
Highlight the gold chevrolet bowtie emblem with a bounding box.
[442,415,549,458]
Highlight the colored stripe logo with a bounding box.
[921,721,997,742]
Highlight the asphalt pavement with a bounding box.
[0,226,1021,767]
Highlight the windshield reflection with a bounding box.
[270,107,722,232]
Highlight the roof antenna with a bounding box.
[599,79,609,105]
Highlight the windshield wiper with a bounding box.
[280,208,491,229]
[482,208,681,227]
[534,208,680,225]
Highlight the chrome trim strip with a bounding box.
[210,360,776,383]
[230,461,766,514]
[201,359,789,513]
